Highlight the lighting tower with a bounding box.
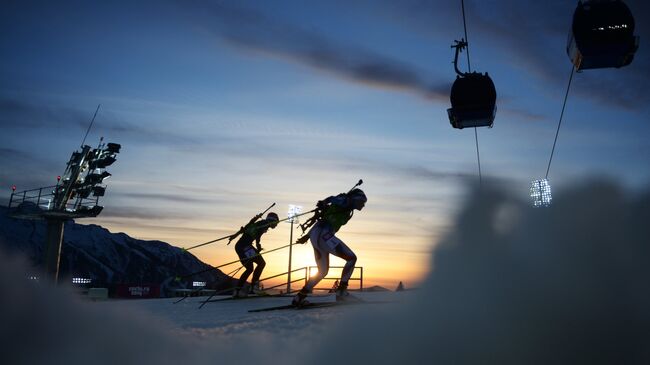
[286,204,302,293]
[8,138,121,284]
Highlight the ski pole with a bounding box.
[184,203,274,251]
[298,179,363,234]
[173,264,245,304]
[197,266,246,308]
[182,206,315,251]
[177,241,296,280]
[226,207,317,245]
[226,202,276,245]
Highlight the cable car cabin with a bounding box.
[567,0,639,71]
[447,72,497,129]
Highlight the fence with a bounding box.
[257,265,363,293]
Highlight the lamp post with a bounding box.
[287,205,302,294]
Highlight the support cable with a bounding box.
[178,241,295,280]
[474,127,482,184]
[545,66,575,179]
[183,208,315,251]
[460,0,483,184]
[461,0,471,72]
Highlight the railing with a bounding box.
[8,185,57,210]
[257,265,363,294]
[8,185,100,218]
[308,265,364,292]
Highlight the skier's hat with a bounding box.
[266,212,279,228]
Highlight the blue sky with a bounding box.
[2,0,649,287]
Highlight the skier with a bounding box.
[292,188,367,306]
[231,211,279,297]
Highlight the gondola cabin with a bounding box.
[567,0,639,71]
[447,72,497,129]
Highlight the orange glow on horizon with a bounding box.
[94,204,440,291]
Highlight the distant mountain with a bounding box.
[0,206,233,296]
[364,285,391,292]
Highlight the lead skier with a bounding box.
[292,188,367,306]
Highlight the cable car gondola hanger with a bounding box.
[567,0,639,71]
[447,39,497,130]
[444,0,498,185]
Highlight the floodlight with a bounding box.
[288,205,302,223]
[76,205,103,216]
[90,150,117,169]
[106,143,121,153]
[92,186,106,196]
[86,170,111,185]
[76,186,93,199]
[530,179,552,207]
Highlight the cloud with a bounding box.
[0,97,200,146]
[115,192,230,205]
[0,147,59,194]
[396,165,476,182]
[94,206,187,221]
[499,106,548,122]
[182,2,450,102]
[0,147,36,160]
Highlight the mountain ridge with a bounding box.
[0,206,233,296]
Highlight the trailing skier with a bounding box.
[231,211,279,297]
[292,187,367,306]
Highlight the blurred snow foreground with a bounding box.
[1,179,649,364]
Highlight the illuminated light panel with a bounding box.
[287,204,302,223]
[193,281,206,288]
[72,277,92,284]
[530,179,552,207]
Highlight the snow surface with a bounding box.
[94,292,410,341]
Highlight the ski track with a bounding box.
[93,292,408,340]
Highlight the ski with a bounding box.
[201,293,289,304]
[248,301,340,313]
[174,286,242,304]
[200,293,334,306]
[248,299,395,312]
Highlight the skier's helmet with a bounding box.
[348,188,367,210]
[266,212,280,228]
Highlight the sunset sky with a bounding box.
[2,0,649,289]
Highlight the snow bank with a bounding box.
[310,179,650,364]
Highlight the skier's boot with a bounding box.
[251,282,267,296]
[233,285,249,298]
[292,288,309,307]
[336,282,360,302]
